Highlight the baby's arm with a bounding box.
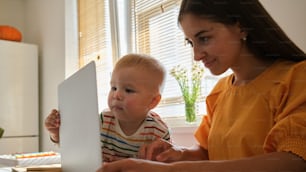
[44,109,61,143]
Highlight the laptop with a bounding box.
[58,61,102,172]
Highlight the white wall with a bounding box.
[0,0,305,151]
[0,0,25,39]
[23,0,66,152]
[260,0,306,51]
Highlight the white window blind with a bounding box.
[130,0,219,118]
[78,0,113,112]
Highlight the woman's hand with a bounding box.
[97,152,306,172]
[138,139,186,162]
[96,158,171,172]
[138,139,209,162]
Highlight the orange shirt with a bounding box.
[195,60,306,160]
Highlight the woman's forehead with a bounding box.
[181,15,224,36]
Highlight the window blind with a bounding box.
[131,0,203,117]
[78,0,113,112]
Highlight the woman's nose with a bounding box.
[193,45,202,61]
[193,44,207,62]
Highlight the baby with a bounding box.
[45,53,171,162]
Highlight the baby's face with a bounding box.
[108,67,160,123]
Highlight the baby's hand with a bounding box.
[44,109,60,143]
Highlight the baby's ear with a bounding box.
[148,94,161,109]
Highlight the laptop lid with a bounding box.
[58,61,102,172]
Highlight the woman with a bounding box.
[97,0,306,171]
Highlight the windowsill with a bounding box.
[162,115,202,133]
[162,116,201,146]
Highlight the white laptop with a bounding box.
[58,61,102,172]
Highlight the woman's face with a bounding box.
[180,14,247,75]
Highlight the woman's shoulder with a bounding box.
[272,59,305,71]
[265,59,306,81]
[257,59,306,101]
[291,60,306,72]
[279,59,306,88]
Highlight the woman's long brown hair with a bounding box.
[178,0,306,62]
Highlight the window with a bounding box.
[78,0,230,126]
[78,0,113,112]
[131,0,194,116]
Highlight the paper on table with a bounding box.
[0,152,60,167]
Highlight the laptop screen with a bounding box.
[58,61,102,172]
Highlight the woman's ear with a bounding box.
[240,29,248,41]
[237,22,248,40]
[148,94,161,109]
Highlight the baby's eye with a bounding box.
[125,88,135,93]
[111,86,117,91]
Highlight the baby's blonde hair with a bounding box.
[114,53,166,93]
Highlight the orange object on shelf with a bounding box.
[0,25,22,42]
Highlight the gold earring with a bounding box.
[242,36,247,41]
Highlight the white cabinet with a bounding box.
[0,40,39,154]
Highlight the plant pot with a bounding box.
[0,127,4,138]
[185,102,196,123]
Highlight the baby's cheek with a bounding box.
[124,100,137,108]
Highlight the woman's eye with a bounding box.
[198,36,209,44]
[185,39,193,47]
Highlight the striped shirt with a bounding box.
[100,110,170,162]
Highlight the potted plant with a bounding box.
[170,63,204,123]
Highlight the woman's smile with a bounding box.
[203,58,216,69]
